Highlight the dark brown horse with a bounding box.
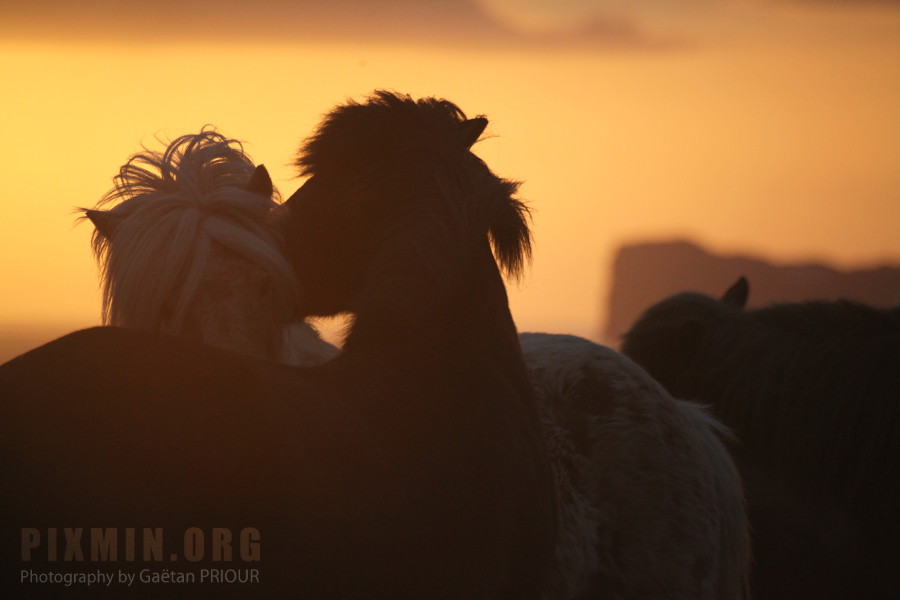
[0,92,555,598]
[623,277,900,599]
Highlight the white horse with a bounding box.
[523,333,749,599]
[84,128,337,365]
[86,125,749,599]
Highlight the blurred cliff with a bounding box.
[605,240,900,344]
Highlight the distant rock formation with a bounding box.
[605,240,900,344]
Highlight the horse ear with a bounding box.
[721,276,749,309]
[246,165,273,198]
[85,209,123,239]
[460,117,488,148]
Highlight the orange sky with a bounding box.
[1,0,898,356]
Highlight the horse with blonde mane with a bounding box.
[84,128,336,365]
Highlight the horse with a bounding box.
[84,128,337,365]
[521,333,749,599]
[81,122,749,598]
[0,93,557,598]
[622,277,900,599]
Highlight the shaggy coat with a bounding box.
[522,333,749,600]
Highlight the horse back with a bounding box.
[0,327,551,598]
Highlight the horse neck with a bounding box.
[343,230,523,370]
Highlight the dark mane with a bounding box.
[752,298,900,335]
[296,91,470,179]
[294,91,531,280]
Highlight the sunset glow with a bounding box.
[1,1,899,360]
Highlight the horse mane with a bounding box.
[722,300,900,532]
[86,128,300,334]
[295,90,531,281]
[717,301,899,462]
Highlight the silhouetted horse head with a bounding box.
[284,91,530,318]
[621,277,748,399]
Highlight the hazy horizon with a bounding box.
[4,235,899,364]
